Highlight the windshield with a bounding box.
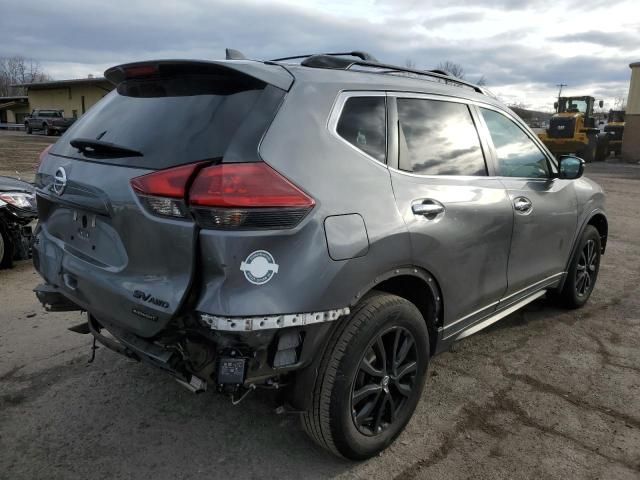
[560,99,588,114]
[39,111,62,118]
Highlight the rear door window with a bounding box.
[397,98,487,176]
[336,96,387,163]
[53,70,285,169]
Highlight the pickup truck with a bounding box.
[24,110,76,136]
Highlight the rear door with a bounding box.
[475,106,577,301]
[34,61,288,337]
[387,94,513,337]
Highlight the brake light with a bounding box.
[130,163,203,218]
[124,65,159,78]
[131,162,315,229]
[36,144,53,170]
[189,163,315,208]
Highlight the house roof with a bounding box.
[11,77,110,89]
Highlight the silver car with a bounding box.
[33,51,607,460]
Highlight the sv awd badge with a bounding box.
[240,250,279,285]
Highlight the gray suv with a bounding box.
[32,51,607,460]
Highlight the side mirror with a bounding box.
[599,100,604,108]
[558,155,584,180]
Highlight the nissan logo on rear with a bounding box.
[53,167,67,195]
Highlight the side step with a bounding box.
[454,290,547,340]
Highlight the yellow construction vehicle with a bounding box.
[538,96,609,162]
[603,110,625,156]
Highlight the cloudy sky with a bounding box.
[2,0,639,110]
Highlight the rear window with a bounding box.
[53,72,285,169]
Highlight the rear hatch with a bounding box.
[34,60,292,337]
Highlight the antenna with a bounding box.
[226,48,247,60]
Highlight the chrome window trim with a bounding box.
[327,90,389,170]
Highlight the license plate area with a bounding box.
[48,206,127,269]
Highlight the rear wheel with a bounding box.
[556,225,601,308]
[302,292,429,460]
[0,221,14,269]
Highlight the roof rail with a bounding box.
[297,54,486,95]
[271,51,378,62]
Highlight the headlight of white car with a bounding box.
[0,192,35,209]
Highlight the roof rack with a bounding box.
[294,54,486,95]
[271,51,378,62]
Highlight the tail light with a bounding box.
[131,162,314,229]
[36,144,53,170]
[130,162,203,219]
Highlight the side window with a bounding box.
[397,98,486,176]
[480,108,550,178]
[336,96,386,163]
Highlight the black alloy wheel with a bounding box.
[351,326,418,436]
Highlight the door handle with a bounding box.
[412,200,445,218]
[513,197,532,214]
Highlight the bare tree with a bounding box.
[436,61,465,79]
[476,75,487,86]
[0,56,51,97]
[613,96,627,111]
[404,59,416,69]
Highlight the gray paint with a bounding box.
[324,214,369,261]
[33,58,606,344]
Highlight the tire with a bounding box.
[43,124,51,136]
[25,123,32,134]
[302,292,430,460]
[556,225,601,308]
[581,136,596,163]
[0,221,14,269]
[595,134,609,162]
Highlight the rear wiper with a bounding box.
[70,138,143,157]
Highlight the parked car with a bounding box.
[32,51,607,460]
[0,175,38,268]
[24,109,76,135]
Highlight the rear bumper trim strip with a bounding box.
[200,307,350,332]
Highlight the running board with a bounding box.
[454,290,547,340]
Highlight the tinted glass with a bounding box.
[53,74,284,169]
[397,99,486,176]
[481,108,550,178]
[337,96,386,162]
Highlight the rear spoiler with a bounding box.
[104,59,294,91]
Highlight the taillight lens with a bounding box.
[130,163,202,219]
[131,162,315,228]
[190,163,314,230]
[36,144,53,170]
[189,163,314,208]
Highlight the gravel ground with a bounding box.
[0,137,639,479]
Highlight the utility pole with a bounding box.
[556,83,567,112]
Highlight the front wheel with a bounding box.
[43,124,51,136]
[556,225,601,308]
[25,124,32,134]
[302,292,430,460]
[0,221,14,269]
